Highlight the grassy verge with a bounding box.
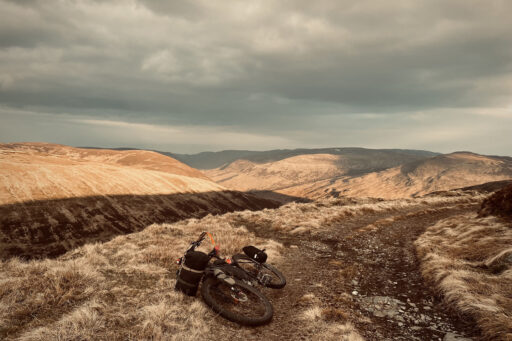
[415,214,512,340]
[0,217,282,340]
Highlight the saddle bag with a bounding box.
[243,246,267,264]
[175,250,209,296]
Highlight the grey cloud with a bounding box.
[0,0,511,153]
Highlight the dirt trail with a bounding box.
[210,202,481,340]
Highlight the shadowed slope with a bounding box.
[479,184,512,219]
[0,191,279,259]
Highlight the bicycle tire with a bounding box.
[201,275,273,326]
[232,254,286,289]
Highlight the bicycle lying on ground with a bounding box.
[175,232,286,326]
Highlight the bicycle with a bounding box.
[175,232,285,326]
[231,247,286,289]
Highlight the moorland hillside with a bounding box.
[207,151,512,200]
[0,143,278,258]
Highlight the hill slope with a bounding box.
[0,143,278,258]
[204,149,440,191]
[0,143,219,205]
[207,152,512,199]
[205,154,345,192]
[293,152,512,199]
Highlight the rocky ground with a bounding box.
[209,201,481,340]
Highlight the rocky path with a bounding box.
[209,202,481,340]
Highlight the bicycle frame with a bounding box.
[232,257,274,286]
[178,232,277,289]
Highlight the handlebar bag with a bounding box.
[175,251,209,296]
[243,246,267,264]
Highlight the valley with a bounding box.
[204,151,512,200]
[0,144,510,340]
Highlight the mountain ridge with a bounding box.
[78,145,440,170]
[206,151,512,199]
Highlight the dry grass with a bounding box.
[479,184,512,219]
[0,193,486,339]
[222,193,484,235]
[415,214,512,340]
[300,305,365,341]
[0,214,283,340]
[354,205,468,235]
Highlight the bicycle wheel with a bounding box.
[201,275,273,326]
[232,254,286,289]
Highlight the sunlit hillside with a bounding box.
[207,151,512,200]
[0,143,278,259]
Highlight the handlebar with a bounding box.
[198,232,207,242]
[178,231,222,265]
[187,232,221,258]
[177,232,236,267]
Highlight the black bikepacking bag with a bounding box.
[243,246,267,264]
[175,251,209,296]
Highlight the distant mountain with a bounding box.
[168,147,439,170]
[0,143,279,258]
[205,151,512,199]
[281,152,512,199]
[204,149,440,192]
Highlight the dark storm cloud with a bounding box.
[0,0,511,153]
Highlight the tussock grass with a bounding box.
[479,184,512,219]
[224,193,484,235]
[300,305,364,341]
[0,215,283,340]
[415,214,512,340]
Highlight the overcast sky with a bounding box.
[0,0,511,155]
